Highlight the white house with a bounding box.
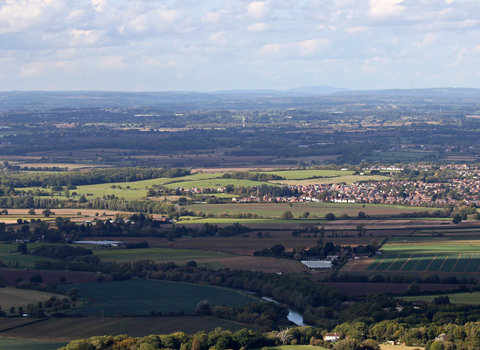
[324,333,340,342]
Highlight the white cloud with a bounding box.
[369,0,405,18]
[259,38,329,58]
[413,33,437,48]
[247,22,271,32]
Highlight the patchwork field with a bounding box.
[55,280,260,316]
[0,317,256,342]
[364,237,480,274]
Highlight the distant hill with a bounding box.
[336,87,480,97]
[0,87,479,110]
[286,86,351,94]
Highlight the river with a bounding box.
[261,297,307,327]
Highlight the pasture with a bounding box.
[0,317,256,342]
[185,202,437,219]
[55,279,260,316]
[401,291,480,305]
[0,242,59,268]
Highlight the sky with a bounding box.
[1,0,480,91]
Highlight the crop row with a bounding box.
[368,254,480,273]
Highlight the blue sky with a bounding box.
[1,0,480,91]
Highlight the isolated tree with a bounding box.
[270,244,286,256]
[281,211,294,220]
[192,338,202,350]
[370,239,380,252]
[356,223,366,237]
[186,261,197,268]
[42,209,52,217]
[28,208,35,215]
[30,274,43,285]
[276,328,292,345]
[357,211,367,219]
[325,213,336,221]
[59,276,66,283]
[302,211,310,218]
[452,214,462,224]
[407,281,420,295]
[17,242,28,255]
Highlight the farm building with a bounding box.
[301,260,332,269]
[73,240,126,247]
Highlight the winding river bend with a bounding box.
[261,297,307,327]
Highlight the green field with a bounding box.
[56,279,261,316]
[366,237,480,273]
[0,242,58,268]
[401,291,480,305]
[185,202,436,219]
[0,337,67,350]
[260,169,351,180]
[93,247,236,263]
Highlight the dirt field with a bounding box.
[0,268,110,286]
[0,287,56,309]
[316,282,474,295]
[95,234,375,256]
[0,316,256,341]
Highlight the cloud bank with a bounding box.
[0,0,479,91]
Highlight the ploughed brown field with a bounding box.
[0,268,110,286]
[0,316,257,341]
[317,282,474,295]
[96,230,412,256]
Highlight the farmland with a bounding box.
[94,246,304,273]
[0,317,256,342]
[0,337,67,350]
[184,202,438,219]
[55,279,261,316]
[401,291,480,305]
[0,287,56,309]
[364,237,480,274]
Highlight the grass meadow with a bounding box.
[401,291,480,305]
